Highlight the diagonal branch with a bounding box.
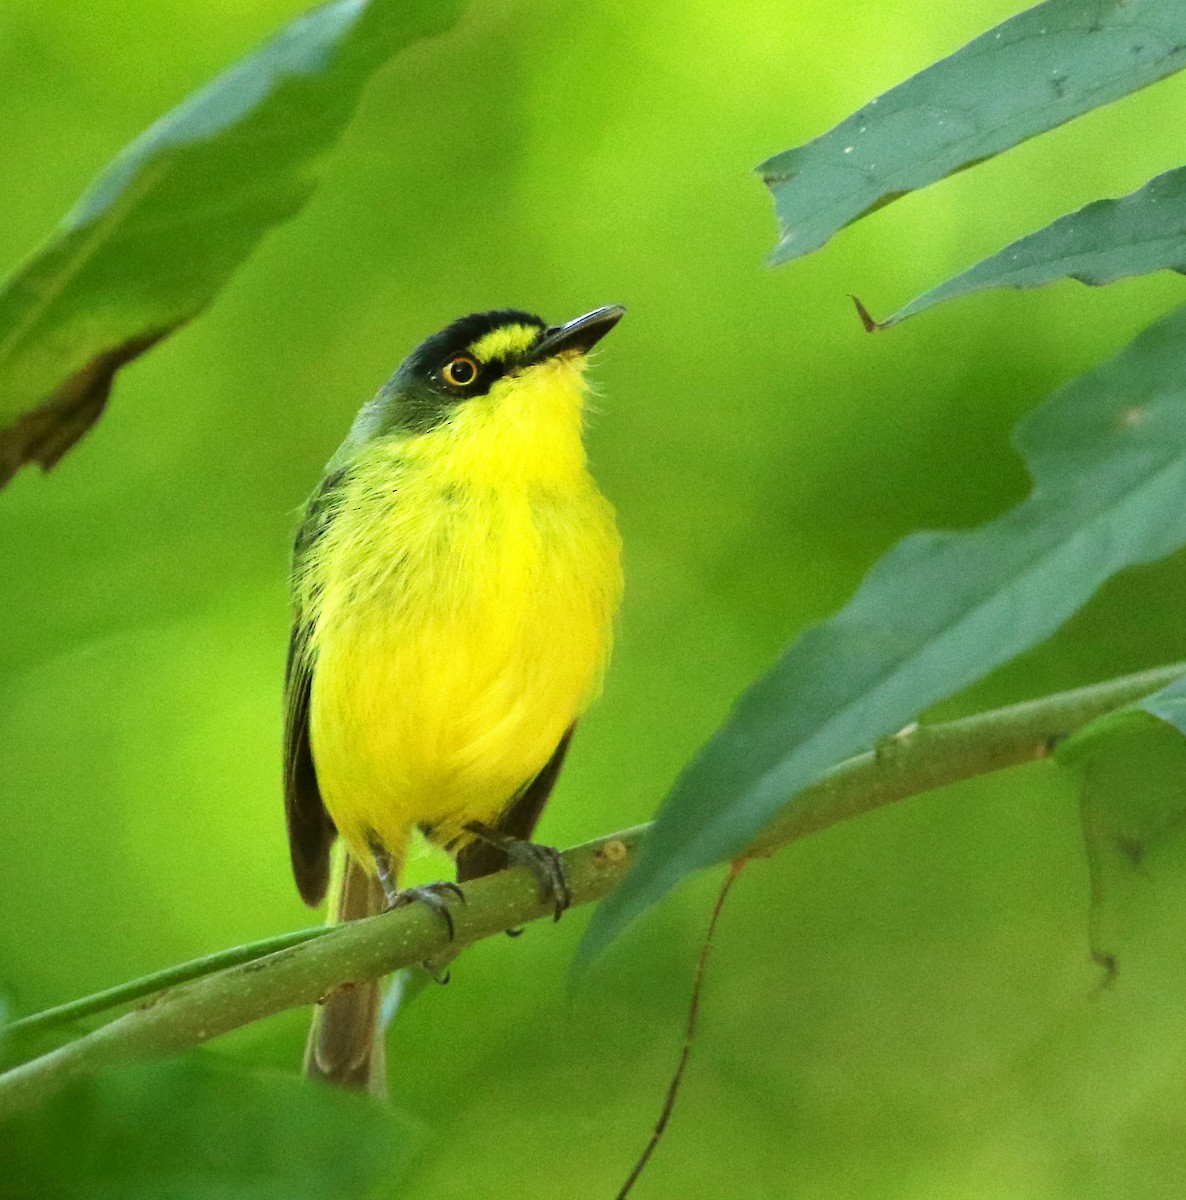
[0,660,1180,1120]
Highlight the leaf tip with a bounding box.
[0,324,177,490]
[765,234,803,268]
[850,294,887,332]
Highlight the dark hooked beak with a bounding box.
[529,305,626,362]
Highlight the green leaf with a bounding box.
[0,0,465,489]
[758,0,1186,265]
[1051,668,1186,764]
[580,303,1186,964]
[1056,705,1186,979]
[873,166,1186,325]
[0,1057,420,1199]
[1137,670,1186,734]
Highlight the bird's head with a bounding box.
[356,305,625,440]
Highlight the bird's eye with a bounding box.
[441,355,478,388]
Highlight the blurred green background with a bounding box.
[4,0,1186,1195]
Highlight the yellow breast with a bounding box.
[300,356,622,866]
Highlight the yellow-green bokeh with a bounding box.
[4,0,1186,1195]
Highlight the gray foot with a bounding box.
[388,882,466,940]
[465,823,572,921]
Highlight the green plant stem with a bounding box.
[748,662,1183,855]
[0,661,1179,1121]
[4,928,333,1042]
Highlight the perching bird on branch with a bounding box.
[283,306,625,1092]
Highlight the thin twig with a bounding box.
[615,861,744,1199]
[5,927,332,1041]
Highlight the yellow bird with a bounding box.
[283,306,625,1090]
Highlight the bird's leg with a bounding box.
[464,822,572,921]
[368,838,466,941]
[370,844,401,909]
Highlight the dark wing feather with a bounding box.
[284,623,335,905]
[456,724,576,882]
[283,468,348,907]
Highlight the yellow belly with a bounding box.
[307,451,621,870]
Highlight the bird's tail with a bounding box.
[303,854,387,1095]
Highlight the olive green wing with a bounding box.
[283,468,347,907]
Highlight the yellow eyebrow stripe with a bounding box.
[468,324,540,363]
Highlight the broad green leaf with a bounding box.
[0,1057,420,1199]
[874,167,1186,325]
[580,303,1186,963]
[0,0,464,489]
[758,0,1186,265]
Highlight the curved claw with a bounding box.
[506,841,572,921]
[388,883,466,941]
[462,822,572,922]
